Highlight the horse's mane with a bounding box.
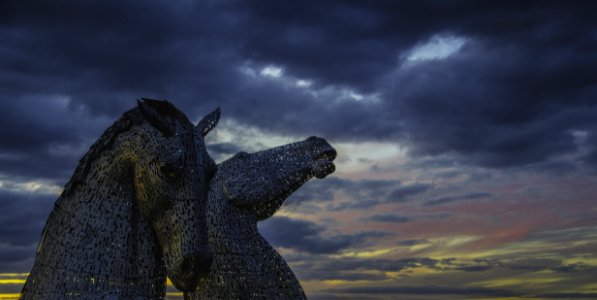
[62,99,191,196]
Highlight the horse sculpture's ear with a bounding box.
[196,107,221,137]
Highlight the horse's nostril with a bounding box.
[321,148,337,161]
[171,255,201,291]
[326,148,337,161]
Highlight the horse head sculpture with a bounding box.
[192,136,336,299]
[22,99,218,298]
[131,100,218,291]
[222,136,336,219]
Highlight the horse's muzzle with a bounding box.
[308,136,337,178]
[169,254,201,292]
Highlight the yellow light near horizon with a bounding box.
[424,237,549,260]
[321,279,382,286]
[563,256,597,266]
[404,266,446,277]
[0,273,28,277]
[0,178,62,195]
[408,242,433,252]
[429,235,483,248]
[270,209,308,221]
[0,279,25,284]
[475,275,562,289]
[0,294,20,300]
[322,279,348,286]
[581,283,597,292]
[384,271,400,278]
[466,298,529,300]
[333,247,396,258]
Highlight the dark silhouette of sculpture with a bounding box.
[21,99,219,299]
[190,136,337,299]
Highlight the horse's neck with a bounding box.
[207,184,262,253]
[209,210,260,251]
[199,182,307,299]
[24,152,166,297]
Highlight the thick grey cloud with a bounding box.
[282,178,433,211]
[381,39,595,168]
[0,100,107,181]
[386,184,432,203]
[366,214,412,223]
[424,191,491,206]
[536,293,597,299]
[438,257,595,274]
[0,191,54,271]
[1,0,594,172]
[0,191,54,246]
[326,285,597,299]
[287,256,442,289]
[285,177,399,208]
[396,239,430,246]
[325,285,520,297]
[259,216,391,254]
[309,294,380,300]
[291,254,594,286]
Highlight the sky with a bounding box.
[1,0,596,299]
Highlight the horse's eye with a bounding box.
[160,163,183,180]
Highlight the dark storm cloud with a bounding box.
[326,182,430,210]
[396,239,430,246]
[386,183,432,203]
[1,0,594,171]
[231,1,597,169]
[310,294,380,300]
[437,257,595,274]
[285,178,430,211]
[382,40,595,168]
[0,190,54,271]
[536,293,597,299]
[363,212,451,224]
[291,255,593,288]
[525,225,597,246]
[284,177,399,209]
[258,216,391,254]
[501,258,592,273]
[0,191,54,246]
[360,212,450,224]
[0,0,244,114]
[325,285,520,297]
[0,244,35,273]
[366,214,412,223]
[298,270,388,282]
[424,191,491,206]
[288,256,440,285]
[0,100,107,182]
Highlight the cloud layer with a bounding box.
[1,1,596,299]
